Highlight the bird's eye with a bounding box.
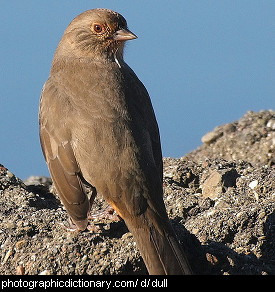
[93,24,103,33]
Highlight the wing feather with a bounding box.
[39,80,90,230]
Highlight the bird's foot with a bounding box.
[88,205,121,222]
[59,217,102,233]
[59,206,121,233]
[58,218,81,232]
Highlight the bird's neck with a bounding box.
[51,52,126,78]
[52,49,125,74]
[53,34,125,66]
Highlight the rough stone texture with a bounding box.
[0,110,274,274]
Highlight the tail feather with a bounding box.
[126,215,192,275]
[149,224,192,275]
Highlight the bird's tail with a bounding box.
[125,213,192,275]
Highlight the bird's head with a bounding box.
[55,8,137,61]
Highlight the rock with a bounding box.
[201,126,223,144]
[201,171,223,199]
[201,123,237,145]
[15,265,25,275]
[39,269,52,275]
[266,119,275,130]
[15,239,27,250]
[189,110,275,167]
[249,180,258,190]
[0,110,274,275]
[200,168,240,199]
[24,176,52,187]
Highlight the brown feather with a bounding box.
[39,8,192,274]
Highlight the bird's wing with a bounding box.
[124,64,163,182]
[39,80,90,229]
[122,64,167,221]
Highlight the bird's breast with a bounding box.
[52,60,140,189]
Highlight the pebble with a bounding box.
[258,211,266,219]
[266,119,275,130]
[206,254,217,265]
[3,249,13,263]
[249,180,258,190]
[6,171,15,179]
[15,239,27,250]
[16,265,25,275]
[39,269,52,275]
[121,232,133,240]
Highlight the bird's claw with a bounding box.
[88,205,121,222]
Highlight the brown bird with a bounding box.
[39,8,192,275]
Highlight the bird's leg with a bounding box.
[86,205,122,232]
[87,187,121,223]
[85,187,121,231]
[85,186,107,232]
[88,185,98,207]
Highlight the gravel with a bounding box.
[0,110,274,274]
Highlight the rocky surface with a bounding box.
[0,110,274,275]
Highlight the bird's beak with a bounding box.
[113,28,137,41]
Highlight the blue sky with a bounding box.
[0,0,274,179]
